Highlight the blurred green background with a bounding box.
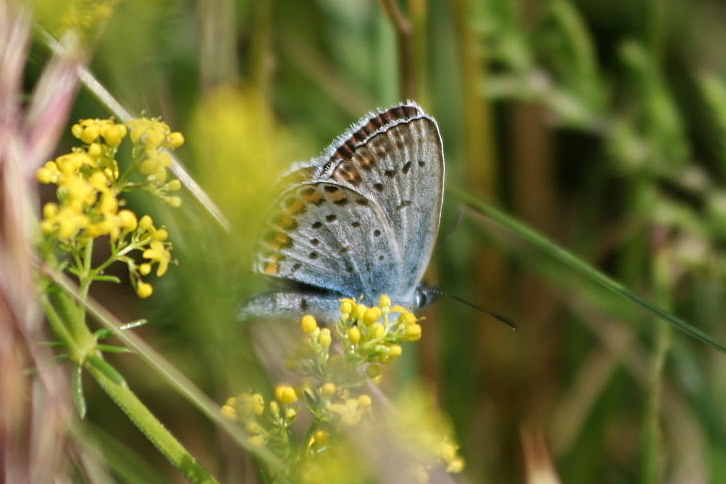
[30,0,726,482]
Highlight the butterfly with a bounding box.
[241,101,445,323]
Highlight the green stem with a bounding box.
[40,265,284,469]
[449,186,726,354]
[41,294,79,356]
[85,361,219,484]
[642,243,672,484]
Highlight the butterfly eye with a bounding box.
[414,289,427,309]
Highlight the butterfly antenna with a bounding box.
[433,205,466,257]
[430,286,516,331]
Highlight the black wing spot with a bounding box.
[373,229,381,237]
[311,238,319,246]
[300,298,309,310]
[373,182,384,192]
[292,263,302,271]
[324,185,339,193]
[418,160,425,167]
[325,214,337,222]
[402,161,412,174]
[396,200,412,211]
[334,198,349,206]
[309,251,319,260]
[346,265,354,272]
[312,221,323,229]
[355,199,369,206]
[378,254,385,261]
[351,221,361,228]
[384,169,396,178]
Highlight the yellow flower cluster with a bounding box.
[338,294,423,363]
[37,117,182,299]
[127,117,184,191]
[221,388,301,448]
[327,392,372,427]
[37,119,128,241]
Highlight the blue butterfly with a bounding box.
[241,101,444,322]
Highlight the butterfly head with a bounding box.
[412,283,440,311]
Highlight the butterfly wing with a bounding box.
[320,103,444,299]
[254,181,403,299]
[253,101,444,306]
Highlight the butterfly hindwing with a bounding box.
[255,181,403,299]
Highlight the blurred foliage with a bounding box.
[19,0,726,482]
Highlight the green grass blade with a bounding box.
[449,186,726,354]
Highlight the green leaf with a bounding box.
[449,186,726,354]
[97,344,133,354]
[93,328,113,340]
[86,354,127,387]
[40,340,65,347]
[93,274,122,283]
[72,364,87,419]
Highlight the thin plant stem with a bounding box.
[379,0,416,99]
[449,186,726,354]
[642,241,672,484]
[85,360,220,484]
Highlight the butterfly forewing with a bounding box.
[328,115,444,295]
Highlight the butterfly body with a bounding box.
[241,101,444,322]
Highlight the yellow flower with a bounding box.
[239,392,265,416]
[137,282,153,299]
[142,240,171,276]
[275,385,297,404]
[321,382,336,397]
[152,228,169,241]
[55,207,90,240]
[300,314,317,334]
[138,215,153,231]
[221,404,238,419]
[318,328,332,348]
[340,299,353,315]
[117,210,138,231]
[363,307,381,326]
[347,326,361,344]
[357,394,372,408]
[400,310,417,326]
[369,322,385,339]
[166,131,184,148]
[388,344,403,357]
[329,398,363,426]
[248,434,265,447]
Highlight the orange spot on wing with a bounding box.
[264,262,278,275]
[266,232,291,250]
[285,198,306,215]
[302,190,323,204]
[328,190,347,202]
